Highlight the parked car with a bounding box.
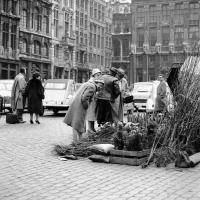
[43,79,76,114]
[132,81,173,112]
[0,79,14,112]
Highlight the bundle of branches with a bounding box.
[144,56,200,167]
[53,123,116,158]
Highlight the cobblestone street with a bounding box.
[0,112,200,200]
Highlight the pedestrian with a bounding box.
[86,68,102,133]
[11,67,27,123]
[24,72,44,124]
[155,74,167,113]
[63,79,104,144]
[96,67,121,125]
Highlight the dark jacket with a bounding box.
[24,78,44,114]
[96,74,120,102]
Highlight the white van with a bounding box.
[43,79,75,114]
[132,81,173,112]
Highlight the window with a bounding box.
[21,39,28,53]
[34,41,41,55]
[54,44,59,58]
[81,0,84,8]
[2,23,9,49]
[136,6,145,22]
[85,15,88,29]
[102,6,105,21]
[44,43,49,57]
[54,9,59,37]
[97,26,100,48]
[94,2,97,19]
[93,25,97,47]
[70,16,73,37]
[11,24,17,50]
[101,56,104,65]
[34,7,41,31]
[69,0,73,9]
[43,8,49,34]
[122,39,129,56]
[80,32,83,44]
[76,31,79,44]
[3,0,9,12]
[114,21,121,33]
[149,28,157,46]
[162,4,170,21]
[174,3,184,23]
[101,27,104,49]
[188,26,199,42]
[137,28,144,47]
[11,0,17,15]
[84,34,87,45]
[90,0,93,18]
[89,23,93,46]
[123,20,129,33]
[162,26,170,46]
[98,5,101,21]
[174,26,184,45]
[89,53,92,63]
[76,11,79,27]
[149,5,157,23]
[80,13,84,27]
[85,0,88,11]
[189,2,199,23]
[21,9,27,28]
[76,0,79,8]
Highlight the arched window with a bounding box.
[43,43,49,57]
[34,41,41,55]
[34,7,41,31]
[21,39,28,53]
[21,9,27,28]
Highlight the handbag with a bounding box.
[6,112,18,124]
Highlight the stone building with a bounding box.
[0,0,20,79]
[111,0,132,82]
[76,0,113,83]
[19,0,52,80]
[131,0,200,83]
[52,0,76,79]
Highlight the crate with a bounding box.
[110,149,150,158]
[109,149,150,166]
[109,156,148,166]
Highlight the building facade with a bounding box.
[0,0,20,79]
[131,0,200,83]
[75,0,113,83]
[111,1,132,83]
[52,0,76,80]
[19,0,52,80]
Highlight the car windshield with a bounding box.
[134,84,153,92]
[45,83,66,90]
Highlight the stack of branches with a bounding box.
[144,56,200,167]
[53,123,116,157]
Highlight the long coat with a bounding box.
[86,77,97,121]
[11,73,26,110]
[155,81,167,112]
[63,82,97,133]
[24,79,44,114]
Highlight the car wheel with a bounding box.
[53,109,58,115]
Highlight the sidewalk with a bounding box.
[0,113,200,200]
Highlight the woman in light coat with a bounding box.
[63,79,104,144]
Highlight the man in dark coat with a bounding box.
[96,67,121,125]
[24,72,44,124]
[63,79,104,144]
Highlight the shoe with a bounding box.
[18,120,26,123]
[30,120,34,124]
[35,120,40,124]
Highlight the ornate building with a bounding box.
[52,0,76,79]
[19,0,52,80]
[0,0,20,79]
[75,0,113,83]
[111,0,132,83]
[131,0,200,83]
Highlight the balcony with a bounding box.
[62,36,75,47]
[149,46,157,54]
[174,46,184,52]
[161,46,169,52]
[0,47,19,60]
[112,56,130,62]
[136,47,144,53]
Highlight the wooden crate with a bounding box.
[110,149,150,158]
[109,156,148,166]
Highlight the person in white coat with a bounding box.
[86,68,102,133]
